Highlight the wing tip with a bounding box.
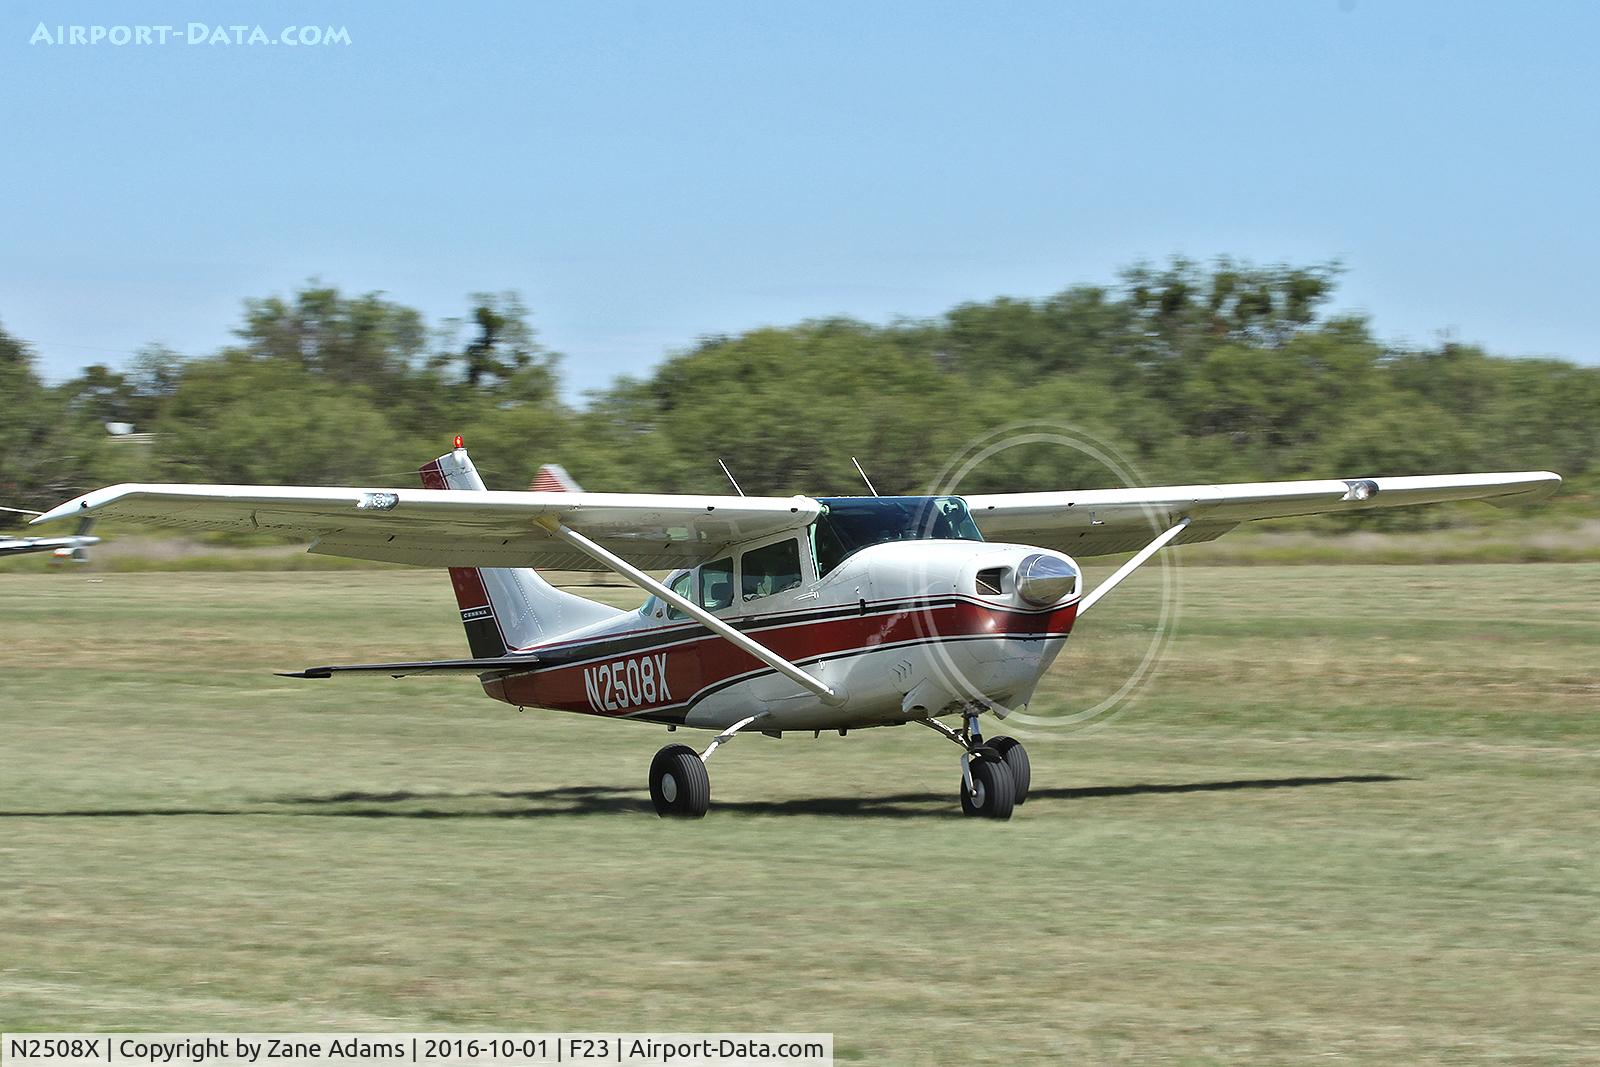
[31,483,150,525]
[1493,470,1563,506]
[30,499,89,525]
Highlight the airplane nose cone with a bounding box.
[1016,552,1078,606]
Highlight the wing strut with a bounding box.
[534,517,846,706]
[1077,516,1192,617]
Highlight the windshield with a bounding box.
[812,496,983,577]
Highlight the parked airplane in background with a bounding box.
[33,442,1561,819]
[0,506,97,562]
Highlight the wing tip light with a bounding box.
[30,498,88,525]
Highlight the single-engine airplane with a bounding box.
[1,506,98,563]
[32,443,1561,819]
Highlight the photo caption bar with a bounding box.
[1,1035,831,1067]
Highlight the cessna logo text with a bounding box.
[584,653,671,712]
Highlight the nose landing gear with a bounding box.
[987,734,1032,805]
[960,748,1015,818]
[917,713,1030,820]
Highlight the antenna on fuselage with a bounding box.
[851,457,879,497]
[717,459,746,497]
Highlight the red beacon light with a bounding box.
[453,435,465,450]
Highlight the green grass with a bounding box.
[1,566,1597,1063]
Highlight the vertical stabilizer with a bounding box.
[419,446,620,655]
[530,464,583,492]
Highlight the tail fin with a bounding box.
[419,446,620,655]
[530,464,583,493]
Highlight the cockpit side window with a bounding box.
[741,538,803,602]
[664,570,693,621]
[699,557,734,612]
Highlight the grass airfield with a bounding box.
[1,564,1596,1064]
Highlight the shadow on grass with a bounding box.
[0,774,1409,820]
[1030,773,1409,801]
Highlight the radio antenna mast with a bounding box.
[717,459,746,497]
[851,457,879,497]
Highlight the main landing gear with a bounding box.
[918,712,1031,820]
[649,744,710,817]
[649,714,761,818]
[650,712,1030,820]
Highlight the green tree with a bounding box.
[0,321,106,515]
[156,352,404,484]
[13,259,1593,532]
[237,283,427,387]
[578,320,964,496]
[431,293,549,392]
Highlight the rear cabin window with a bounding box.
[700,557,734,611]
[741,539,803,602]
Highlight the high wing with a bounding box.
[32,470,1562,566]
[32,483,819,570]
[966,471,1562,557]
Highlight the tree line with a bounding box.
[2,261,1595,530]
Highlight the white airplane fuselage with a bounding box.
[475,539,1080,732]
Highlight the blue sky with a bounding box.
[2,0,1596,402]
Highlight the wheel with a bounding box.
[959,750,1015,820]
[649,743,710,818]
[988,736,1031,805]
[959,745,998,817]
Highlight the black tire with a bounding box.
[959,750,1015,820]
[649,743,710,818]
[959,745,997,817]
[988,736,1031,805]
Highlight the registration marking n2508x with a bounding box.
[583,652,672,712]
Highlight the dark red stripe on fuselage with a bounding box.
[483,596,1077,719]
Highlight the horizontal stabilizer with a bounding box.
[280,654,541,680]
[0,535,101,558]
